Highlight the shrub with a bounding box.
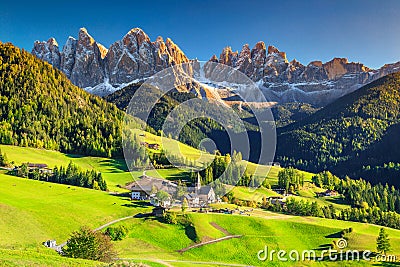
[163,211,178,224]
[105,225,129,241]
[63,226,117,262]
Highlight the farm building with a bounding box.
[316,189,339,197]
[126,175,177,201]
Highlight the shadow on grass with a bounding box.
[313,243,333,251]
[112,192,131,199]
[65,153,128,173]
[97,158,128,172]
[185,224,198,243]
[325,231,344,238]
[65,153,86,159]
[166,171,190,182]
[324,196,348,206]
[122,201,152,209]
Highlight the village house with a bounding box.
[140,142,160,150]
[147,143,160,150]
[183,174,216,207]
[126,173,216,208]
[12,163,52,176]
[268,196,286,207]
[43,240,57,248]
[125,175,177,203]
[316,189,339,197]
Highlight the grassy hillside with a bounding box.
[114,211,400,266]
[0,144,137,192]
[1,171,399,266]
[276,72,400,186]
[0,172,150,249]
[0,248,104,267]
[0,136,316,195]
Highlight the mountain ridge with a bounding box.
[32,27,400,106]
[32,27,191,96]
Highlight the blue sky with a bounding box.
[1,0,399,68]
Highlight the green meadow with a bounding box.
[0,144,399,266]
[0,144,138,193]
[111,210,400,266]
[1,169,400,266]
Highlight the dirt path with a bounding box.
[177,222,242,253]
[55,215,137,250]
[177,235,242,253]
[117,258,253,267]
[210,222,230,235]
[93,215,135,231]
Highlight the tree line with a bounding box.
[312,171,400,213]
[13,161,107,191]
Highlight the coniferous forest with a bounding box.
[0,43,124,157]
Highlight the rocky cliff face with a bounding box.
[32,38,61,69]
[32,28,190,96]
[208,42,400,106]
[32,29,400,105]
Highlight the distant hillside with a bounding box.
[276,72,400,186]
[271,102,319,127]
[0,43,124,157]
[105,83,260,154]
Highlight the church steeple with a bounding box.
[195,173,201,193]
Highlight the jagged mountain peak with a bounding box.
[123,27,150,46]
[254,41,266,51]
[32,37,61,69]
[125,27,146,36]
[97,43,108,59]
[240,44,251,53]
[155,36,164,43]
[308,60,323,67]
[78,27,96,46]
[32,28,400,105]
[267,45,280,54]
[32,27,191,95]
[210,40,400,106]
[210,54,218,62]
[47,37,58,47]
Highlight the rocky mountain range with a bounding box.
[208,43,400,106]
[32,28,191,96]
[32,27,400,106]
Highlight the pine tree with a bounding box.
[376,228,391,254]
[182,198,188,213]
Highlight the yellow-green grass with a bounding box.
[136,130,215,166]
[229,184,350,211]
[0,173,152,250]
[0,248,104,267]
[0,144,137,192]
[294,185,350,210]
[1,172,399,266]
[145,168,188,181]
[112,211,400,266]
[227,185,281,202]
